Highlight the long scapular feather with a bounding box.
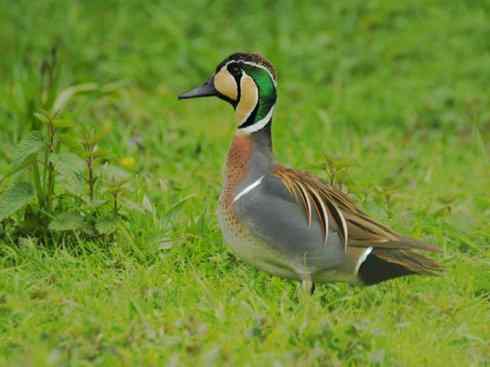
[324,199,348,252]
[295,181,313,227]
[274,165,440,255]
[307,185,329,245]
[275,168,351,246]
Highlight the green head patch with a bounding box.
[242,63,277,122]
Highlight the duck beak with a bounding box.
[178,77,217,100]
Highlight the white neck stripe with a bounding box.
[232,176,264,203]
[238,105,274,134]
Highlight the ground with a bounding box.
[0,1,489,366]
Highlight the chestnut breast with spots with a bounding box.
[216,134,296,278]
[219,134,253,210]
[217,134,255,256]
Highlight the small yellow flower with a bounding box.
[119,156,136,169]
[101,122,113,135]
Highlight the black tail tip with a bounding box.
[358,253,418,285]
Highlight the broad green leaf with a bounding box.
[11,131,45,167]
[52,83,98,115]
[100,80,129,93]
[88,148,108,160]
[78,146,108,160]
[95,216,119,235]
[50,152,86,196]
[120,199,145,213]
[33,111,51,125]
[52,117,74,128]
[59,133,84,155]
[101,164,130,187]
[0,159,33,185]
[84,198,107,208]
[0,182,35,221]
[163,194,195,218]
[49,212,85,231]
[142,195,154,214]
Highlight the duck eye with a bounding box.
[228,63,241,77]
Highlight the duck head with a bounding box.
[179,52,277,133]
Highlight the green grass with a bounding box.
[1,0,490,365]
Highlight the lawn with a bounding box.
[1,1,489,366]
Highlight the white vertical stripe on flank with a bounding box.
[232,176,264,203]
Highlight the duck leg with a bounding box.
[302,276,315,295]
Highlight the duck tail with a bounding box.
[358,247,442,285]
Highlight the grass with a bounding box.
[1,0,489,365]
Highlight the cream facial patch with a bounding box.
[214,66,238,101]
[235,72,258,124]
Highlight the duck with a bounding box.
[178,52,441,294]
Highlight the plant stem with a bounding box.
[42,137,49,192]
[47,163,55,211]
[87,154,95,202]
[113,191,119,216]
[45,122,56,211]
[32,160,44,207]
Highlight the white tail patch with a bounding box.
[233,176,264,203]
[355,247,373,273]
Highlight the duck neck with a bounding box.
[227,71,276,184]
[248,120,273,158]
[235,99,275,153]
[229,119,274,182]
